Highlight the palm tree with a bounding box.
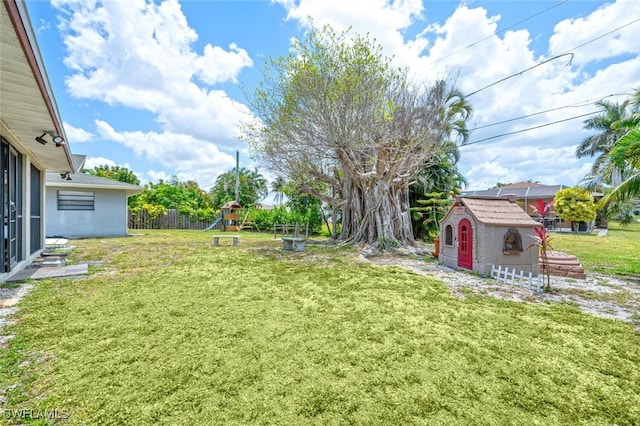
[596,128,640,206]
[614,89,640,131]
[242,169,268,205]
[414,81,471,195]
[434,80,473,145]
[580,90,640,208]
[271,176,287,206]
[410,83,472,239]
[210,168,268,209]
[577,99,631,177]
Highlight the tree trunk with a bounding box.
[340,175,414,248]
[331,208,338,239]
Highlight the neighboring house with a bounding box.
[256,203,275,210]
[462,182,601,230]
[439,196,542,276]
[1,1,76,282]
[462,182,568,217]
[46,169,142,238]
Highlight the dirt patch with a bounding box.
[0,283,34,348]
[365,253,640,331]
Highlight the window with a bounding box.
[57,190,94,210]
[503,229,523,254]
[445,224,453,246]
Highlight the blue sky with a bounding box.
[24,0,640,194]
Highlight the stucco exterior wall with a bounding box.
[45,187,129,238]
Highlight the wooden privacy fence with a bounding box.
[128,209,213,230]
[490,264,543,293]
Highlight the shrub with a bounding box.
[249,205,323,234]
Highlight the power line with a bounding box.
[463,110,604,147]
[560,17,640,56]
[466,52,574,97]
[466,17,640,97]
[468,91,634,132]
[470,103,584,131]
[431,0,568,65]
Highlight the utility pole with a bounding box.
[234,150,240,203]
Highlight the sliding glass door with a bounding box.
[1,138,23,272]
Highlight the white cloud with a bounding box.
[94,119,236,189]
[195,43,253,85]
[157,88,253,146]
[548,0,640,66]
[82,156,143,180]
[277,0,423,34]
[144,169,172,186]
[51,0,639,191]
[36,18,51,34]
[54,0,254,148]
[464,161,511,190]
[273,0,639,190]
[461,142,595,191]
[276,0,427,71]
[63,122,94,143]
[83,156,116,170]
[134,169,204,188]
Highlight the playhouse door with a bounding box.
[458,219,473,270]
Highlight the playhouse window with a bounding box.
[503,229,523,254]
[445,225,453,246]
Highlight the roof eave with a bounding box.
[3,0,75,172]
[46,181,143,195]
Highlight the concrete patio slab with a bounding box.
[7,264,89,282]
[45,238,69,246]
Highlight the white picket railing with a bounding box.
[490,264,543,293]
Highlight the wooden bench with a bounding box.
[282,237,306,252]
[213,235,240,247]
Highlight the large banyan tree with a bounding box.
[245,25,472,248]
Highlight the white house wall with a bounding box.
[46,188,129,238]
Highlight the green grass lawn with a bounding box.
[1,230,639,425]
[551,221,640,278]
